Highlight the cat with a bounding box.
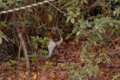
[38,27,63,59]
[0,26,63,62]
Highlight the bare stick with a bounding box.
[12,12,30,73]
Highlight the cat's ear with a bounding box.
[51,26,58,35]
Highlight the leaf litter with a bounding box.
[0,36,120,80]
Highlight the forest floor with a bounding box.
[0,36,120,80]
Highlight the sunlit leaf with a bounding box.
[69,11,73,16]
[71,18,75,24]
[48,14,53,22]
[32,74,37,80]
[84,0,88,4]
[115,0,118,3]
[109,23,113,26]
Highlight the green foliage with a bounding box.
[95,50,110,64]
[65,13,120,79]
[0,0,23,9]
[28,53,37,64]
[30,35,51,64]
[111,0,120,4]
[64,0,120,79]
[18,57,26,61]
[32,53,37,63]
[31,36,50,49]
[9,60,15,72]
[9,67,15,72]
[0,21,6,27]
[113,7,120,17]
[65,1,80,24]
[37,23,47,29]
[31,36,51,59]
[113,73,120,79]
[40,49,48,55]
[0,0,9,9]
[10,60,16,65]
[61,62,99,80]
[80,0,88,5]
[42,61,52,70]
[45,61,52,67]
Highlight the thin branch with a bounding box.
[48,2,66,14]
[60,0,78,10]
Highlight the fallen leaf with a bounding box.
[57,57,65,63]
[59,71,67,79]
[32,73,37,80]
[49,71,55,78]
[0,77,4,80]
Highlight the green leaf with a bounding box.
[66,16,71,23]
[18,57,26,61]
[69,11,73,16]
[71,18,75,24]
[113,11,117,16]
[115,24,118,29]
[46,61,52,67]
[76,11,80,15]
[75,1,79,6]
[84,0,88,4]
[36,36,40,42]
[111,29,115,36]
[109,23,113,26]
[66,7,73,11]
[115,0,118,3]
[35,44,38,49]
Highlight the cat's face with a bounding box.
[51,27,58,35]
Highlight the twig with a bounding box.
[60,0,78,10]
[48,3,66,14]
